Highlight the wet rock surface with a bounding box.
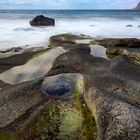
[0,34,140,140]
[30,15,55,26]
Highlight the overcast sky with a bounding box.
[0,0,139,9]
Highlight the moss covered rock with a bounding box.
[106,47,140,64]
[22,73,97,140]
[49,34,92,48]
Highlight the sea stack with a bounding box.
[134,2,140,10]
[30,15,55,26]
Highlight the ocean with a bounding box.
[0,10,140,49]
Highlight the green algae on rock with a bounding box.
[0,133,17,140]
[106,47,140,64]
[1,34,139,140]
[97,38,140,64]
[22,73,97,140]
[26,101,83,140]
[98,38,140,48]
[49,34,92,47]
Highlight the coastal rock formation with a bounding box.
[0,34,140,140]
[21,73,97,140]
[47,35,140,139]
[98,38,140,64]
[30,15,55,26]
[134,2,140,10]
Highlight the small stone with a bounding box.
[126,25,133,27]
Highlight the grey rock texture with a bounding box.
[47,34,140,140]
[0,34,140,140]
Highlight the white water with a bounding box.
[0,17,140,50]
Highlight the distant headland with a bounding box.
[134,1,140,10]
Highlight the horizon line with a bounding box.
[0,9,134,11]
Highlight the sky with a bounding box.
[0,0,139,9]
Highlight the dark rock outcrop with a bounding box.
[134,2,140,10]
[30,15,55,26]
[0,47,22,53]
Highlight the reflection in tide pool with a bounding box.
[90,45,108,59]
[0,47,66,84]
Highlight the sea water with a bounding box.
[0,10,140,49]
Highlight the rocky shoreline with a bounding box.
[0,34,140,140]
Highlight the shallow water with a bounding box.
[42,73,83,97]
[75,39,92,44]
[0,47,66,84]
[90,45,108,59]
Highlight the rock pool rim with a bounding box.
[42,80,74,97]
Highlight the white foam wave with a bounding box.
[0,17,140,49]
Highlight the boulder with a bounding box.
[30,15,55,26]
